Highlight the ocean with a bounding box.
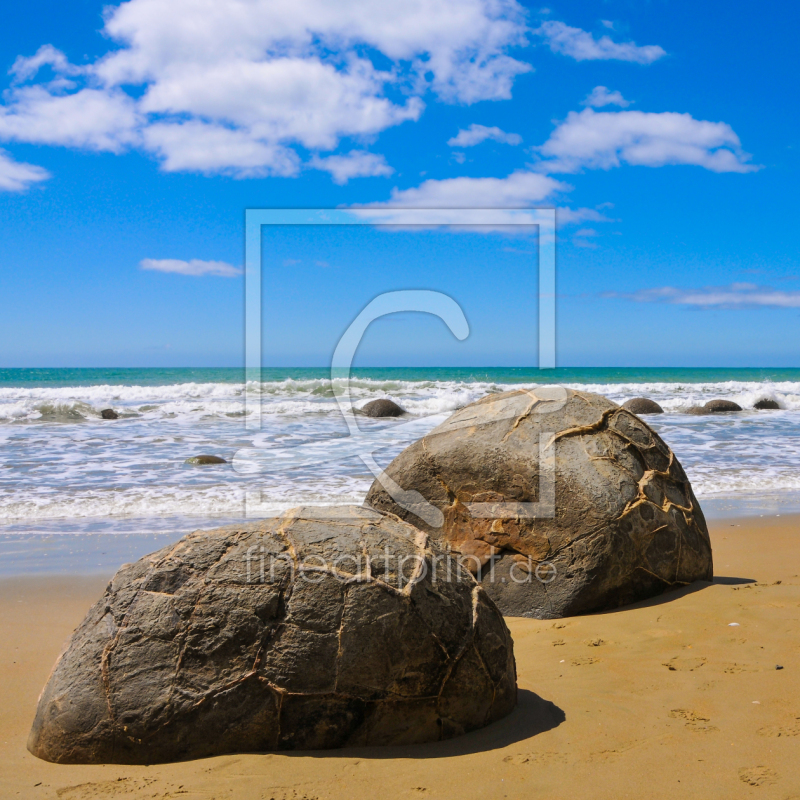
[2,367,799,573]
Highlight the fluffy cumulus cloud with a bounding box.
[582,86,631,108]
[309,151,394,184]
[535,108,758,173]
[0,149,50,191]
[447,123,522,147]
[535,21,666,64]
[140,258,242,277]
[605,283,800,308]
[0,0,532,178]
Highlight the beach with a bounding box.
[2,513,798,800]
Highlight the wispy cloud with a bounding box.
[582,86,631,108]
[0,149,50,191]
[447,124,522,147]
[309,150,393,184]
[140,258,242,277]
[604,283,800,308]
[535,21,666,64]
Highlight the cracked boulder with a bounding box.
[365,388,713,619]
[27,506,516,764]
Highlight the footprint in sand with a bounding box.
[571,656,600,666]
[504,751,569,765]
[669,709,719,733]
[56,778,159,798]
[585,638,605,647]
[663,656,707,671]
[757,720,800,737]
[552,638,566,646]
[738,766,778,786]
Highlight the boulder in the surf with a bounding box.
[754,399,780,410]
[359,399,406,417]
[622,398,664,415]
[685,400,743,415]
[185,455,227,465]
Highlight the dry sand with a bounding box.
[1,515,798,800]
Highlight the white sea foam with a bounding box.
[2,376,800,531]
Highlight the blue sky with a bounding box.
[1,0,798,367]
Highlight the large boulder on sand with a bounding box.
[622,397,664,415]
[28,507,516,764]
[366,389,713,619]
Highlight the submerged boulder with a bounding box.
[360,399,406,417]
[184,455,227,465]
[366,388,712,619]
[685,400,743,415]
[754,399,780,410]
[28,507,516,764]
[100,409,119,420]
[622,398,664,415]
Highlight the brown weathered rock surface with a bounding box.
[622,397,664,415]
[360,399,406,417]
[28,507,516,764]
[366,389,712,619]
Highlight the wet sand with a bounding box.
[1,515,798,799]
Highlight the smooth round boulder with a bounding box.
[704,399,742,413]
[754,399,780,410]
[622,397,664,415]
[360,399,406,417]
[28,506,516,764]
[100,409,119,420]
[685,399,743,415]
[184,455,227,465]
[366,388,712,619]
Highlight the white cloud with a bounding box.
[536,108,758,173]
[0,149,50,192]
[574,227,598,237]
[0,85,141,152]
[10,45,86,82]
[536,21,666,64]
[0,0,534,177]
[447,123,522,147]
[369,170,566,207]
[309,150,394,184]
[140,258,242,277]
[142,122,299,176]
[556,206,612,225]
[605,283,800,308]
[582,86,631,108]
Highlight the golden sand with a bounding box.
[1,515,798,799]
